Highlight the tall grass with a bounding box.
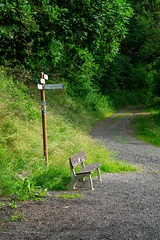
[132,103,160,146]
[0,69,137,200]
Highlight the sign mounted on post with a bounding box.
[37,84,65,90]
[37,84,43,90]
[40,78,45,84]
[37,73,64,167]
[44,84,64,90]
[44,74,48,80]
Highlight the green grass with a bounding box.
[0,68,137,200]
[132,104,160,146]
[100,160,137,173]
[6,212,27,222]
[55,193,83,199]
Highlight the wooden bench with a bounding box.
[69,151,102,190]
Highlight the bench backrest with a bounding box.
[69,150,87,169]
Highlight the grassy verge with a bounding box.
[132,103,160,146]
[0,68,137,200]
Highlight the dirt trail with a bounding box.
[0,106,160,240]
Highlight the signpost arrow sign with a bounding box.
[37,84,65,90]
[44,84,65,90]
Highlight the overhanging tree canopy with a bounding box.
[0,0,133,68]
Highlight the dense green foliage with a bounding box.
[0,0,135,108]
[1,0,132,65]
[117,0,160,98]
[1,1,159,107]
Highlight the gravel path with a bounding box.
[0,106,160,240]
[90,106,160,239]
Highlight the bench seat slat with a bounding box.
[76,162,102,175]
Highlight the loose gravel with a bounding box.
[90,106,160,240]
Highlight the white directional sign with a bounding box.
[44,84,64,90]
[40,78,45,84]
[44,74,48,80]
[37,84,43,90]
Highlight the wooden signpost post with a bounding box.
[37,72,64,166]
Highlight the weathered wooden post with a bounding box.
[40,72,48,166]
[37,73,64,167]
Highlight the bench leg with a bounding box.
[71,178,78,189]
[71,174,95,191]
[96,167,102,182]
[71,175,84,189]
[88,174,94,191]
